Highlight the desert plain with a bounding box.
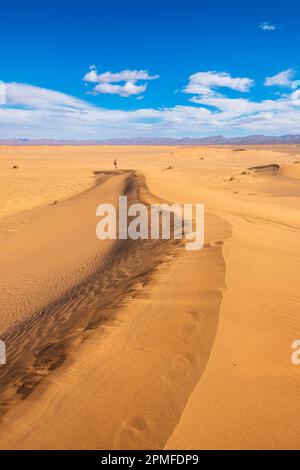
[0,144,299,449]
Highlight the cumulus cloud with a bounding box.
[93,82,147,97]
[83,69,158,83]
[1,74,300,139]
[259,22,277,31]
[183,71,254,97]
[264,69,297,88]
[83,68,159,97]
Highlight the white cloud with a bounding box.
[83,68,159,97]
[93,81,147,97]
[6,82,86,110]
[183,71,254,97]
[264,69,296,87]
[1,76,300,139]
[191,95,288,114]
[291,89,300,104]
[83,69,158,83]
[259,22,277,31]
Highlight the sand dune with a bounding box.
[0,172,126,333]
[248,163,280,174]
[0,145,299,449]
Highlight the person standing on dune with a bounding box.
[114,159,118,170]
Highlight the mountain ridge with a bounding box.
[0,135,300,146]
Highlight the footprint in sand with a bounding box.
[113,416,155,449]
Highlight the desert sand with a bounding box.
[0,145,299,449]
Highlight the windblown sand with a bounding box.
[0,145,299,449]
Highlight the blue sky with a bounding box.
[0,0,300,138]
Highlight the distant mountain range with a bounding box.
[1,135,300,146]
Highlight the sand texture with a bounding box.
[0,145,299,449]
